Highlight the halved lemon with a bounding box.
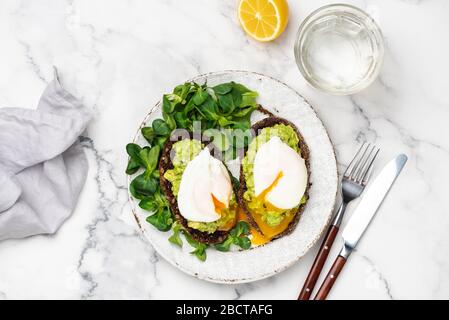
[238,0,289,42]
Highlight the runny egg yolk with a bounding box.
[252,210,295,241]
[251,170,295,244]
[238,209,295,246]
[256,171,284,212]
[211,194,226,216]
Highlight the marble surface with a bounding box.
[0,0,448,300]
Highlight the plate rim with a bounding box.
[127,70,338,284]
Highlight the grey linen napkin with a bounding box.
[0,69,92,240]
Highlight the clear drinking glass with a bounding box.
[294,4,384,95]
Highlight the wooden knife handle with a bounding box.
[314,255,347,300]
[298,225,339,300]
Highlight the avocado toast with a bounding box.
[159,132,238,244]
[238,114,311,242]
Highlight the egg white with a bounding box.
[253,136,307,210]
[177,148,232,222]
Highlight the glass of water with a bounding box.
[294,4,384,95]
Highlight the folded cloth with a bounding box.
[0,69,92,240]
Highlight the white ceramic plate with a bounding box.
[129,71,338,284]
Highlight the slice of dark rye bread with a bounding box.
[237,112,311,240]
[158,132,230,244]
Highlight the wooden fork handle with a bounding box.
[298,225,339,300]
[314,255,347,300]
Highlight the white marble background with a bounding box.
[0,0,448,300]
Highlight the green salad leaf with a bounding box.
[183,231,208,262]
[192,86,208,105]
[125,143,143,175]
[146,208,173,232]
[138,197,158,212]
[213,83,233,95]
[160,81,258,133]
[130,173,158,199]
[140,146,160,176]
[218,93,235,114]
[141,127,156,145]
[152,119,171,136]
[215,221,252,252]
[168,221,183,247]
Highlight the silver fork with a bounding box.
[298,142,380,300]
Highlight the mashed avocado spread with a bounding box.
[164,139,237,234]
[242,124,307,227]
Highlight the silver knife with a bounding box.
[314,154,408,300]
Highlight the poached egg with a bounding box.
[177,148,232,222]
[253,136,307,210]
